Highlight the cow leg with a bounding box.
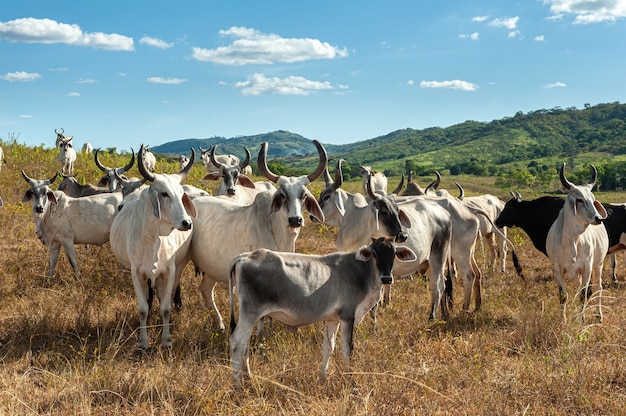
[554,268,568,323]
[61,241,80,279]
[156,269,176,349]
[230,317,255,390]
[320,321,340,382]
[339,318,355,367]
[610,253,618,285]
[427,268,446,322]
[471,255,482,311]
[198,275,225,331]
[132,270,151,350]
[497,228,508,274]
[48,241,62,279]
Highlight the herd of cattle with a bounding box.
[6,128,626,389]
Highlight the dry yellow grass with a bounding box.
[0,142,626,415]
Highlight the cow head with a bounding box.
[258,140,327,227]
[21,170,59,215]
[560,163,607,225]
[138,144,197,231]
[356,237,417,285]
[203,146,255,196]
[95,148,135,191]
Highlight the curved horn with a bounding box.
[516,191,522,201]
[178,148,195,179]
[21,170,36,186]
[239,147,251,171]
[138,144,156,182]
[559,163,572,190]
[332,159,345,190]
[455,182,464,200]
[589,164,597,187]
[55,128,64,135]
[94,148,110,172]
[209,145,226,170]
[257,142,279,183]
[198,145,208,153]
[323,160,334,186]
[307,140,328,183]
[390,174,405,195]
[366,173,379,200]
[121,149,135,173]
[432,171,441,190]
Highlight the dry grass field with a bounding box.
[1,141,626,415]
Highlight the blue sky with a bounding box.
[2,1,626,152]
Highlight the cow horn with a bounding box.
[515,191,522,201]
[307,140,328,183]
[94,148,110,172]
[121,149,135,173]
[332,159,345,190]
[366,173,379,200]
[21,170,36,186]
[55,128,64,135]
[559,163,572,190]
[178,148,195,179]
[323,160,334,187]
[455,182,464,200]
[138,144,156,182]
[239,147,251,171]
[390,175,405,195]
[198,145,207,153]
[209,145,226,170]
[589,164,597,187]
[257,142,279,183]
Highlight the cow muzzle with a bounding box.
[381,276,393,285]
[178,219,193,231]
[288,216,303,227]
[395,231,408,243]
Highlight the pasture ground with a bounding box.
[0,144,625,415]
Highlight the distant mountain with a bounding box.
[151,102,626,176]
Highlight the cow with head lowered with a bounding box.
[94,148,136,191]
[189,140,327,330]
[109,146,196,350]
[229,237,417,390]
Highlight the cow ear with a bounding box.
[304,190,325,223]
[395,246,417,262]
[237,175,256,189]
[182,193,197,218]
[398,209,412,228]
[22,190,33,202]
[47,191,58,205]
[594,200,607,220]
[371,206,380,231]
[203,173,221,181]
[334,190,347,216]
[149,189,161,219]
[355,245,373,262]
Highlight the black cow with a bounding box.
[495,193,626,284]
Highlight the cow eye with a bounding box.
[576,198,584,204]
[161,192,169,198]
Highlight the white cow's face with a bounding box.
[148,173,197,232]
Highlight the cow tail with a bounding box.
[511,249,525,281]
[445,262,454,312]
[229,260,238,334]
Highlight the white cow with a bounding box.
[94,148,136,191]
[0,146,5,171]
[109,146,197,350]
[360,165,387,194]
[55,128,72,148]
[142,146,157,172]
[21,170,123,279]
[199,145,240,174]
[58,136,77,176]
[82,142,93,154]
[546,164,609,323]
[229,237,417,389]
[318,159,453,321]
[202,145,275,205]
[179,154,190,171]
[189,140,327,330]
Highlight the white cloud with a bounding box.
[20,114,33,118]
[234,73,334,95]
[146,77,187,85]
[543,81,567,88]
[508,30,522,38]
[534,35,545,41]
[544,0,626,23]
[419,80,478,91]
[489,16,520,29]
[67,92,80,97]
[77,78,96,84]
[0,18,134,51]
[460,32,480,40]
[192,26,348,65]
[140,36,173,49]
[472,16,490,22]
[407,80,414,86]
[1,71,41,82]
